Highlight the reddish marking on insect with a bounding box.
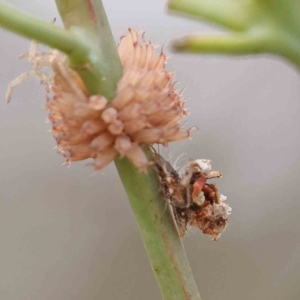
[192,173,207,200]
[194,202,210,220]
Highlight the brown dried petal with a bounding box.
[94,148,119,170]
[108,120,124,135]
[115,135,133,156]
[132,128,163,144]
[81,120,106,136]
[101,107,118,123]
[118,103,142,121]
[112,85,135,109]
[88,95,108,110]
[64,142,93,162]
[91,132,115,152]
[125,144,149,172]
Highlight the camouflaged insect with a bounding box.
[153,152,231,240]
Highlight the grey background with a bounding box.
[0,1,300,299]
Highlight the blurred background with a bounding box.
[0,1,300,299]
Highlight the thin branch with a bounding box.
[0,3,88,64]
[115,148,201,300]
[55,0,123,100]
[168,0,250,32]
[168,0,300,70]
[172,33,265,55]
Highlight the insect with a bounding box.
[152,150,231,240]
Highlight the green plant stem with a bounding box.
[115,149,201,300]
[54,1,201,299]
[0,3,88,61]
[168,0,300,70]
[55,0,123,100]
[0,2,121,98]
[173,33,265,55]
[168,0,249,31]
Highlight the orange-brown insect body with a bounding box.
[153,151,231,240]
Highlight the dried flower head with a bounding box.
[7,29,189,172]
